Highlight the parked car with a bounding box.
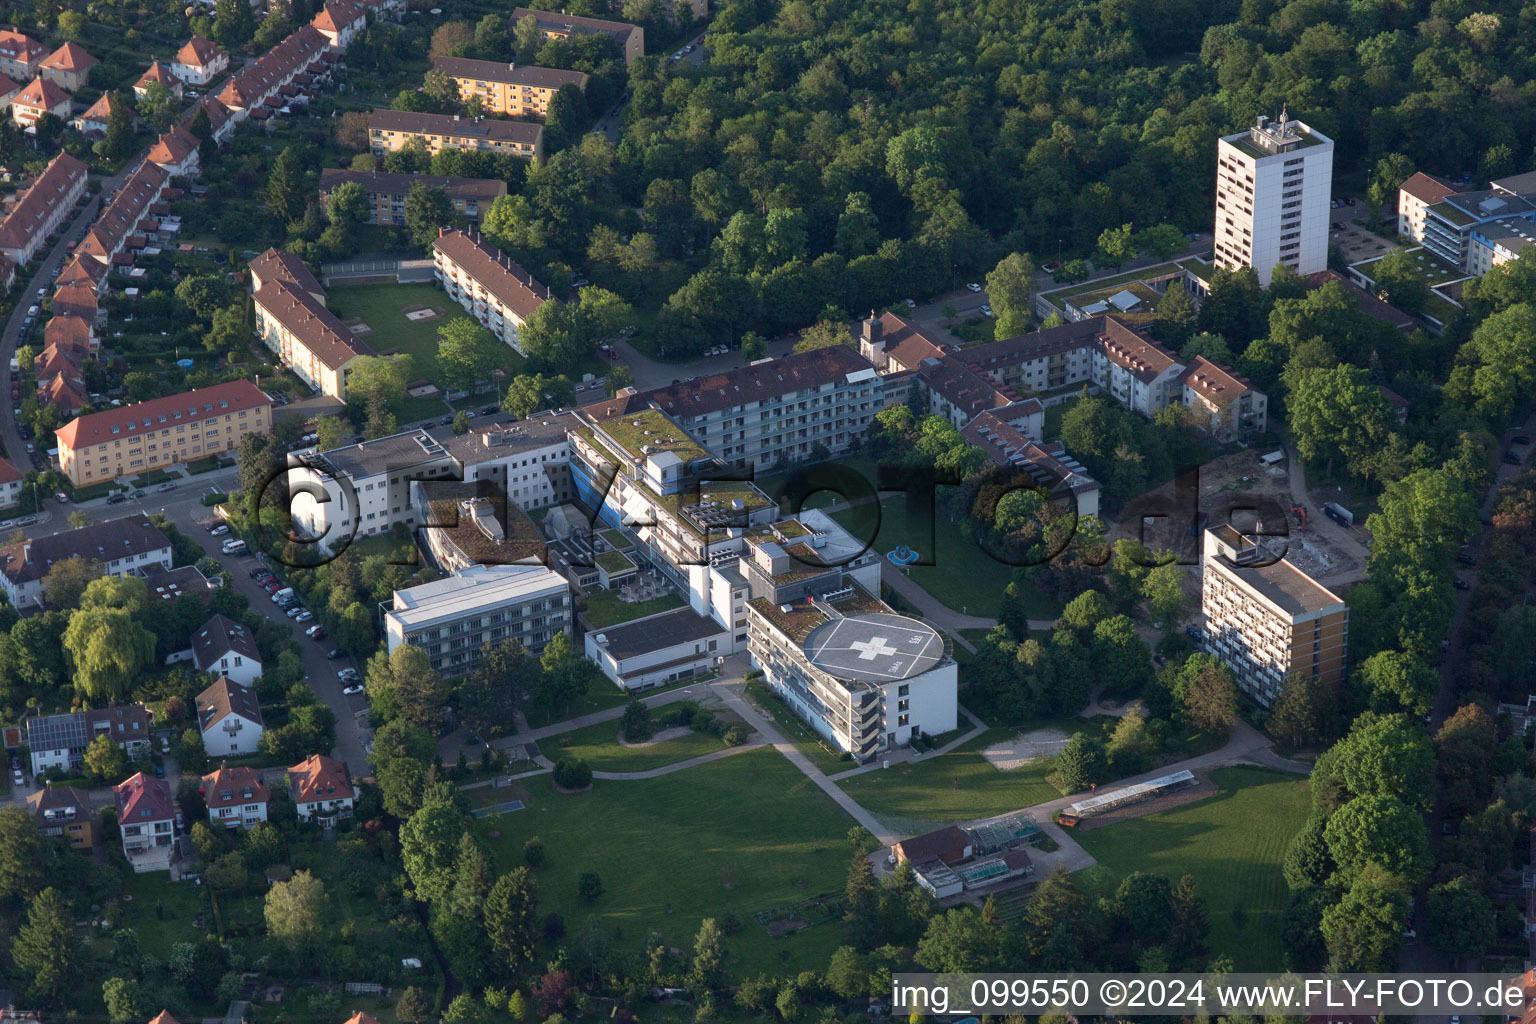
[979,304,994,317]
[294,610,314,623]
[209,524,229,536]
[1505,452,1523,464]
[327,648,345,659]
[1453,578,1470,590]
[156,482,177,492]
[1514,435,1531,445]
[285,605,305,619]
[54,492,68,503]
[16,516,35,526]
[966,282,981,292]
[159,736,171,753]
[342,683,366,695]
[11,769,22,786]
[1186,626,1204,643]
[250,567,271,579]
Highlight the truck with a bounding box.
[1322,502,1354,527]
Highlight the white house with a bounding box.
[25,704,155,776]
[289,753,357,827]
[191,613,262,685]
[200,763,268,828]
[195,676,264,757]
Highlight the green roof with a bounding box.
[597,409,709,464]
[1428,201,1476,228]
[595,550,636,574]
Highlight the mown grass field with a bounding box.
[545,716,740,773]
[1074,766,1310,970]
[473,748,856,979]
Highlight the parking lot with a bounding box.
[1327,197,1396,263]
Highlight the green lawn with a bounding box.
[545,717,738,772]
[1074,766,1310,971]
[521,674,696,729]
[119,866,214,956]
[836,727,1062,834]
[830,497,1060,620]
[581,588,684,628]
[474,749,856,978]
[326,281,526,386]
[743,681,856,776]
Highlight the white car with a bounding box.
[11,769,21,786]
[209,525,229,536]
[294,610,314,623]
[966,282,981,292]
[342,683,366,695]
[338,669,360,682]
[979,304,994,317]
[904,298,917,308]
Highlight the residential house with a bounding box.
[133,61,182,100]
[171,35,227,86]
[11,76,70,126]
[0,456,22,509]
[73,91,131,137]
[311,0,368,48]
[76,160,169,271]
[368,110,544,163]
[508,8,643,66]
[288,754,357,826]
[26,783,95,849]
[212,23,329,128]
[191,614,263,685]
[0,31,48,81]
[195,676,264,757]
[38,43,97,92]
[317,168,506,225]
[432,227,551,354]
[0,150,87,265]
[146,125,200,178]
[0,73,21,115]
[0,514,172,609]
[55,379,272,487]
[250,257,375,399]
[25,703,155,776]
[432,56,587,119]
[114,771,175,871]
[200,763,268,828]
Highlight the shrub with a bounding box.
[577,871,604,903]
[542,911,565,941]
[553,759,592,790]
[523,836,545,869]
[723,724,749,746]
[620,700,653,743]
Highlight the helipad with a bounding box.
[803,612,944,683]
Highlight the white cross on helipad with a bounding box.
[850,636,898,660]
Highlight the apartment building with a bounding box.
[10,76,70,126]
[509,8,644,66]
[171,34,228,86]
[384,562,572,670]
[0,456,21,509]
[747,581,957,762]
[77,160,169,269]
[249,249,375,398]
[289,754,357,827]
[1398,169,1536,272]
[318,168,506,225]
[200,763,268,828]
[433,228,552,354]
[0,30,46,81]
[214,20,335,128]
[26,784,95,849]
[195,676,264,757]
[1200,525,1347,707]
[287,413,573,549]
[25,703,155,775]
[1213,111,1334,286]
[600,345,881,471]
[0,150,86,265]
[55,379,272,486]
[38,42,97,91]
[369,109,544,162]
[869,313,1268,441]
[0,514,172,609]
[433,57,588,119]
[115,772,175,871]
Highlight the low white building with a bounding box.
[384,563,572,673]
[195,675,264,757]
[201,763,268,828]
[585,606,731,691]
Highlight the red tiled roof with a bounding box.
[176,35,222,68]
[114,771,174,823]
[289,753,353,805]
[14,75,68,111]
[1179,355,1251,406]
[636,345,873,420]
[252,278,375,370]
[78,161,169,263]
[77,91,124,125]
[0,456,22,484]
[51,282,97,320]
[1398,171,1457,206]
[0,151,87,252]
[135,61,177,89]
[55,378,270,450]
[0,72,21,97]
[41,42,97,73]
[433,56,588,91]
[41,373,86,412]
[432,227,551,321]
[217,24,325,109]
[147,125,198,168]
[248,246,322,294]
[312,0,367,33]
[0,31,48,66]
[1096,317,1178,383]
[200,763,268,809]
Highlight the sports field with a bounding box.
[1074,766,1310,970]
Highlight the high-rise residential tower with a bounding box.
[1213,110,1334,287]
